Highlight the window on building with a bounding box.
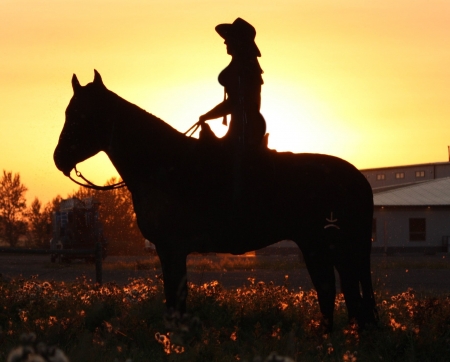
[409,218,426,241]
[372,218,376,242]
[415,171,425,178]
[376,174,385,181]
[395,172,405,179]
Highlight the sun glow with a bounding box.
[71,152,121,186]
[261,80,335,153]
[1,0,450,203]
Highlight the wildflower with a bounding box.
[343,350,357,362]
[42,282,52,289]
[7,346,39,362]
[264,351,295,362]
[271,326,281,340]
[155,332,171,354]
[104,321,113,333]
[7,334,69,362]
[154,332,185,355]
[389,318,402,331]
[327,342,334,354]
[171,345,185,354]
[19,310,28,323]
[48,316,58,327]
[279,302,288,311]
[48,348,70,362]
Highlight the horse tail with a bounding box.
[359,238,379,326]
[356,178,378,327]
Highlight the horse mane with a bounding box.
[100,86,192,146]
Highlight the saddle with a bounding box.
[199,122,269,150]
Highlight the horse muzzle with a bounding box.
[53,145,75,177]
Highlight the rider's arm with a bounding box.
[199,97,233,123]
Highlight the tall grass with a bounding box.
[106,255,306,272]
[105,253,450,272]
[1,274,449,361]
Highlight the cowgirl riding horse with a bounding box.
[199,17,266,150]
[199,18,268,210]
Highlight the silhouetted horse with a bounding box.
[54,71,377,331]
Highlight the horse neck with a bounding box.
[103,93,193,184]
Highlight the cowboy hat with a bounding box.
[215,18,261,57]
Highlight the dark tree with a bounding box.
[26,197,53,248]
[97,177,143,255]
[49,194,63,213]
[0,170,28,247]
[69,177,142,255]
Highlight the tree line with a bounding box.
[0,170,143,255]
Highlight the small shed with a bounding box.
[372,177,450,253]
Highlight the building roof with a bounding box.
[372,180,431,194]
[374,177,450,206]
[361,161,450,172]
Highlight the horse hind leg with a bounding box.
[335,264,362,325]
[303,250,336,333]
[336,234,378,329]
[359,242,379,328]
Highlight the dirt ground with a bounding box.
[0,253,449,295]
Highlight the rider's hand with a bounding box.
[199,115,207,124]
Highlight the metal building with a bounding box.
[361,161,450,192]
[372,177,450,254]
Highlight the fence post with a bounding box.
[95,242,103,285]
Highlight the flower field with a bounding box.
[1,272,450,362]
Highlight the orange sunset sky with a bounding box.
[1,0,449,204]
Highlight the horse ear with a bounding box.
[93,70,104,87]
[72,74,81,93]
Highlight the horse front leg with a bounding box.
[157,247,188,314]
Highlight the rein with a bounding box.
[184,120,203,137]
[69,166,126,191]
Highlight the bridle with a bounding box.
[69,166,126,191]
[67,114,126,191]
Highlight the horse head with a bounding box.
[54,70,112,176]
